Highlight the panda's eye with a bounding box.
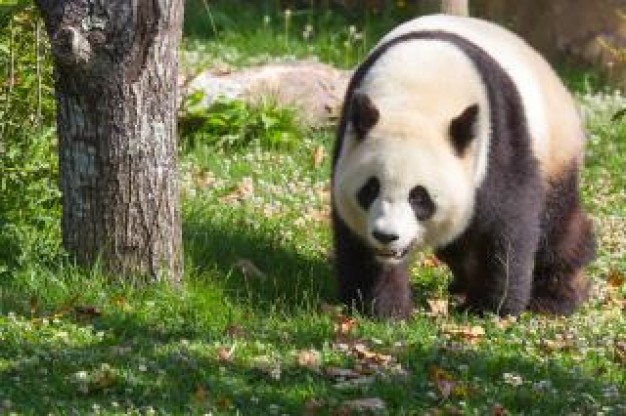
[357,177,380,210]
[409,185,435,220]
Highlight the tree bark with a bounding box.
[35,0,183,284]
[442,0,469,16]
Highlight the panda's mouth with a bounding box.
[374,246,411,262]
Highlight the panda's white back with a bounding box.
[376,14,584,181]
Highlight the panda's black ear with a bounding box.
[350,91,379,140]
[449,104,479,156]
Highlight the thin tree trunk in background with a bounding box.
[35,0,184,284]
[442,0,469,16]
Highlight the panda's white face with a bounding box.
[335,134,476,265]
[333,40,490,264]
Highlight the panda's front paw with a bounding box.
[371,266,413,320]
[372,293,413,320]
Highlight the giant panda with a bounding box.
[331,14,596,319]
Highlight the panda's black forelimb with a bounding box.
[332,210,413,319]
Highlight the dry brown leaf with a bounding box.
[427,298,449,317]
[614,339,626,365]
[219,177,254,203]
[234,259,266,280]
[217,344,236,363]
[296,349,322,370]
[493,315,517,330]
[491,404,507,416]
[224,324,246,339]
[422,254,442,268]
[192,384,208,404]
[443,324,485,344]
[334,315,357,335]
[303,398,326,416]
[428,365,469,400]
[312,145,326,168]
[193,170,217,189]
[607,269,625,288]
[352,343,393,366]
[74,305,102,318]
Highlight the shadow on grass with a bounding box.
[182,209,336,314]
[1,206,622,413]
[1,327,619,414]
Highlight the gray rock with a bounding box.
[185,60,352,127]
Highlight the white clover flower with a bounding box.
[503,372,523,387]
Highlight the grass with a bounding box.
[1,3,625,415]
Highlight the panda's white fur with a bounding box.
[331,14,595,318]
[334,40,489,259]
[377,14,584,180]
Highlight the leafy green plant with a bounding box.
[179,92,304,151]
[0,7,61,274]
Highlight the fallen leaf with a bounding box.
[491,404,507,416]
[215,395,232,410]
[422,255,442,268]
[303,398,326,416]
[74,305,102,318]
[87,363,118,393]
[427,298,449,317]
[312,145,326,168]
[192,384,208,404]
[217,344,236,363]
[429,365,455,400]
[428,365,468,400]
[614,339,626,365]
[296,349,322,370]
[219,177,254,203]
[334,315,357,336]
[493,315,517,330]
[607,269,625,288]
[352,343,393,366]
[193,169,217,189]
[442,324,485,344]
[224,324,246,339]
[29,295,39,317]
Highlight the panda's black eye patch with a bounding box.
[409,185,435,220]
[357,177,380,210]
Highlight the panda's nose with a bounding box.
[372,230,399,244]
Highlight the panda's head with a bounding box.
[333,90,485,265]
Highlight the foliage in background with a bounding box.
[179,92,304,151]
[0,6,61,276]
[181,0,430,69]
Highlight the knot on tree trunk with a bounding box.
[52,26,93,69]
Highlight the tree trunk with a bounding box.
[442,0,469,16]
[35,1,184,284]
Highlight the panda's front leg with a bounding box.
[332,212,413,319]
[463,223,540,316]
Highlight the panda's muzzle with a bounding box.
[374,247,410,260]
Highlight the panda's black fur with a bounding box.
[332,27,595,319]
